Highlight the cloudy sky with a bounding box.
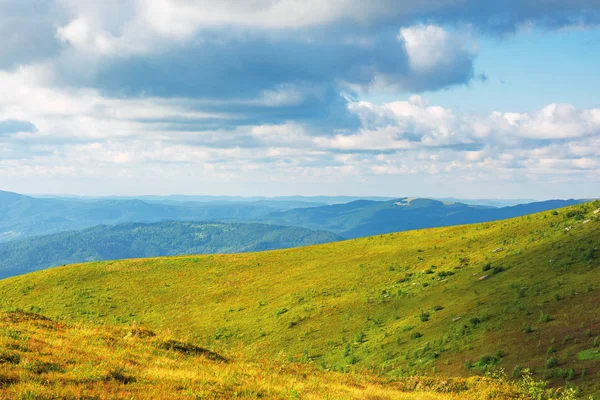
[1,0,600,199]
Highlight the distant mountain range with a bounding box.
[0,221,341,278]
[0,190,322,242]
[33,194,397,205]
[263,197,585,238]
[0,189,588,279]
[1,189,555,243]
[34,193,536,207]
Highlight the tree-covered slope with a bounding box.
[264,198,584,238]
[0,221,342,278]
[0,202,599,395]
[0,190,298,242]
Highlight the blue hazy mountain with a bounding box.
[264,198,585,238]
[0,221,342,279]
[0,190,319,242]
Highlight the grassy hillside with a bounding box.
[0,309,534,399]
[264,198,584,238]
[0,201,599,396]
[0,221,341,279]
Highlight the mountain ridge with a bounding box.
[264,197,585,238]
[0,221,342,279]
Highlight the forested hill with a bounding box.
[264,198,585,238]
[0,221,342,278]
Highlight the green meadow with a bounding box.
[1,201,599,398]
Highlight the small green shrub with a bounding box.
[512,365,523,378]
[354,331,365,343]
[0,373,19,387]
[492,266,505,275]
[539,311,552,323]
[0,352,21,365]
[495,349,507,358]
[566,368,575,381]
[106,368,136,385]
[343,344,351,357]
[158,340,227,361]
[565,210,585,220]
[410,332,423,340]
[419,312,430,322]
[545,357,558,368]
[25,360,62,374]
[469,354,501,372]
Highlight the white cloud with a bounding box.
[56,17,117,54]
[53,0,422,52]
[499,104,600,139]
[1,64,598,192]
[135,0,421,35]
[399,24,477,74]
[1,10,599,197]
[251,122,312,146]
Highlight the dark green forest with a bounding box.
[0,221,341,278]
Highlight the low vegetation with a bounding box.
[0,201,599,397]
[0,309,583,399]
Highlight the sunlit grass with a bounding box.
[0,309,533,399]
[0,201,599,397]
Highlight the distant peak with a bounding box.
[393,198,448,206]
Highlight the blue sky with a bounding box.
[365,28,600,113]
[0,1,599,199]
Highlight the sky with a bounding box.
[0,1,599,199]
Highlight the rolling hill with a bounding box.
[264,198,585,238]
[0,201,598,398]
[0,190,320,242]
[0,221,342,279]
[1,190,585,246]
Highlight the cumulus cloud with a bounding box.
[0,0,597,129]
[498,104,600,139]
[339,98,600,150]
[51,0,600,46]
[56,17,118,54]
[0,61,598,193]
[0,1,599,196]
